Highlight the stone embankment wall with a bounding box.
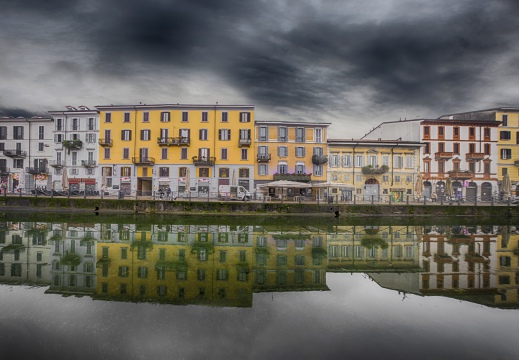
[0,196,517,218]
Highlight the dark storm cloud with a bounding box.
[1,0,519,128]
[0,107,46,118]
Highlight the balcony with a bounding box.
[62,140,83,151]
[362,165,389,175]
[466,152,485,161]
[435,152,454,160]
[26,167,48,174]
[0,167,9,174]
[238,138,251,147]
[157,137,190,146]
[3,150,27,159]
[98,138,113,147]
[192,156,215,166]
[273,173,311,182]
[132,157,155,166]
[448,170,473,180]
[81,160,97,168]
[312,155,328,165]
[257,153,271,162]
[49,160,65,168]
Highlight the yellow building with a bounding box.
[439,107,519,192]
[254,121,330,189]
[494,226,519,307]
[327,139,423,202]
[95,104,255,197]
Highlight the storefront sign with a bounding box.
[120,177,131,183]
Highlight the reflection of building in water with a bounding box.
[252,228,329,292]
[420,225,497,297]
[495,226,519,307]
[94,224,254,307]
[47,222,98,295]
[0,221,51,285]
[326,225,420,272]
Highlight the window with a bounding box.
[315,128,323,143]
[241,148,248,160]
[221,148,228,160]
[138,267,148,278]
[295,147,305,157]
[121,248,128,259]
[438,160,445,173]
[122,113,130,122]
[104,148,110,159]
[240,112,251,122]
[38,125,45,140]
[182,112,188,122]
[469,127,475,140]
[394,155,403,169]
[38,143,44,151]
[142,112,149,122]
[217,269,228,280]
[239,129,251,141]
[406,155,413,168]
[119,266,129,277]
[278,127,287,142]
[161,148,168,160]
[179,167,187,177]
[199,129,208,140]
[423,126,430,138]
[86,133,96,143]
[484,127,490,140]
[219,168,229,178]
[484,162,490,174]
[219,129,230,140]
[502,114,508,126]
[13,126,23,140]
[219,250,227,263]
[181,148,188,159]
[313,164,323,176]
[355,155,364,167]
[278,146,288,157]
[258,164,267,175]
[501,149,512,159]
[484,144,490,155]
[295,163,305,174]
[278,163,288,174]
[438,142,444,152]
[140,129,150,141]
[199,168,209,177]
[424,142,430,154]
[368,155,377,167]
[296,127,305,142]
[160,112,170,122]
[72,118,79,131]
[329,154,340,167]
[259,126,268,141]
[121,130,132,141]
[453,143,460,154]
[201,112,208,122]
[121,167,131,176]
[343,154,352,167]
[438,126,444,138]
[159,167,169,177]
[122,148,129,159]
[500,131,511,140]
[0,126,6,140]
[221,112,228,122]
[239,168,249,178]
[453,127,459,139]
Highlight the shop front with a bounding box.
[120,177,132,195]
[197,177,210,196]
[68,178,96,192]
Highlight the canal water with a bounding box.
[0,214,518,359]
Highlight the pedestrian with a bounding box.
[166,186,171,200]
[158,187,164,200]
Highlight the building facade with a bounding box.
[364,119,500,201]
[95,104,255,197]
[254,120,330,187]
[327,139,423,202]
[48,106,100,192]
[0,116,54,193]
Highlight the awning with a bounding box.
[68,178,96,184]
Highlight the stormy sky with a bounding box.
[1,0,518,137]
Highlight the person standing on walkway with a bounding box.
[166,187,171,200]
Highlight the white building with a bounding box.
[48,106,100,193]
[0,116,54,193]
[364,118,500,201]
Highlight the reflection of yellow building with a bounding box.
[326,225,420,272]
[95,225,253,307]
[96,104,255,196]
[495,227,519,307]
[327,139,423,202]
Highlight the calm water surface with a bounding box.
[0,215,518,359]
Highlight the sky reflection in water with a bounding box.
[0,216,518,359]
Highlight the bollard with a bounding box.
[354,195,356,205]
[406,195,409,205]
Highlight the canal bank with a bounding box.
[0,195,518,218]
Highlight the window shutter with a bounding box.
[228,129,231,140]
[218,129,222,140]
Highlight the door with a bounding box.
[363,179,379,202]
[466,182,477,203]
[139,148,148,162]
[481,182,492,201]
